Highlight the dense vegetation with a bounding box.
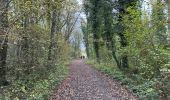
[0,0,80,99]
[0,0,170,99]
[82,0,170,99]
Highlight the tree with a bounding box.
[102,0,120,68]
[0,0,9,85]
[168,0,170,36]
[71,32,83,58]
[117,0,139,69]
[81,21,90,58]
[82,0,92,58]
[152,0,167,47]
[165,0,170,46]
[89,0,102,63]
[48,0,65,60]
[48,6,57,60]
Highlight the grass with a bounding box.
[1,62,69,100]
[86,59,170,100]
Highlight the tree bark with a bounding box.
[103,0,121,68]
[85,37,90,58]
[118,30,128,68]
[117,8,129,69]
[167,0,170,41]
[83,1,90,59]
[168,1,170,31]
[0,0,9,85]
[48,9,57,60]
[91,0,101,63]
[117,0,138,69]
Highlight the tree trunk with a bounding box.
[111,40,121,68]
[84,1,90,59]
[103,0,121,68]
[118,8,129,69]
[85,19,90,58]
[118,31,128,68]
[168,1,170,30]
[0,0,9,85]
[85,38,90,58]
[91,0,101,63]
[167,0,170,42]
[117,0,138,69]
[48,9,57,60]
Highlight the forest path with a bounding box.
[50,60,137,100]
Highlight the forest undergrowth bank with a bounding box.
[86,60,170,100]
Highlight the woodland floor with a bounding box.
[50,60,137,100]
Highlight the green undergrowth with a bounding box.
[1,62,69,100]
[86,60,170,100]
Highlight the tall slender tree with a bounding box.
[48,0,64,60]
[82,1,90,58]
[0,0,9,85]
[165,0,170,44]
[152,0,167,47]
[117,0,138,69]
[81,22,90,58]
[89,0,102,63]
[103,0,120,68]
[48,8,57,60]
[168,0,170,34]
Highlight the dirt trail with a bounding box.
[50,60,137,100]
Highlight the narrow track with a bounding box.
[50,60,137,100]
